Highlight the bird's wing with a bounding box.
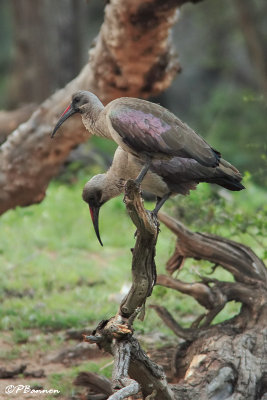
[108,98,220,167]
[151,157,244,192]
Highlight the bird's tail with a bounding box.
[205,158,245,191]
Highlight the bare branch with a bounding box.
[110,340,140,399]
[108,381,139,400]
[74,371,113,397]
[156,274,226,310]
[112,340,132,389]
[120,180,159,317]
[158,212,267,284]
[150,305,197,340]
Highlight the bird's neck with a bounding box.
[82,106,111,139]
[102,171,125,202]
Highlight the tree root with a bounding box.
[156,212,267,331]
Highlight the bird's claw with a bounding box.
[149,209,159,222]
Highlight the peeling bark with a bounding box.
[0,104,37,145]
[0,0,185,215]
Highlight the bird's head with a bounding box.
[82,174,125,246]
[51,91,103,138]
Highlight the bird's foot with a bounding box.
[134,177,142,186]
[148,209,160,226]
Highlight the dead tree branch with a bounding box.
[155,212,267,333]
[84,180,174,400]
[158,212,267,284]
[110,341,140,399]
[150,304,197,340]
[0,0,186,215]
[120,180,158,317]
[74,371,113,398]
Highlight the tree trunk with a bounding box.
[0,0,186,215]
[8,0,86,106]
[0,104,37,144]
[234,0,267,95]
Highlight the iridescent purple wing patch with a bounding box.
[110,106,172,154]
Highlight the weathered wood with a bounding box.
[85,180,174,400]
[150,304,197,340]
[74,371,113,397]
[158,212,267,284]
[83,206,266,399]
[0,104,37,144]
[120,180,158,317]
[149,212,267,399]
[170,326,267,400]
[110,340,140,399]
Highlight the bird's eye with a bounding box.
[73,97,80,104]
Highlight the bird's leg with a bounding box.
[135,160,152,185]
[152,193,171,215]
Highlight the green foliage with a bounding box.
[166,173,267,262]
[195,86,267,185]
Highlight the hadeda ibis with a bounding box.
[82,146,244,246]
[52,91,222,184]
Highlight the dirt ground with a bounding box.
[0,328,110,399]
[0,329,175,400]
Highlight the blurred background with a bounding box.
[0,0,266,395]
[0,0,266,184]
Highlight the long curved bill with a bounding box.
[89,205,103,246]
[51,104,77,138]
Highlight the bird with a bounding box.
[82,146,244,246]
[52,91,222,184]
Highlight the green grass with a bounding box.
[0,173,266,336]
